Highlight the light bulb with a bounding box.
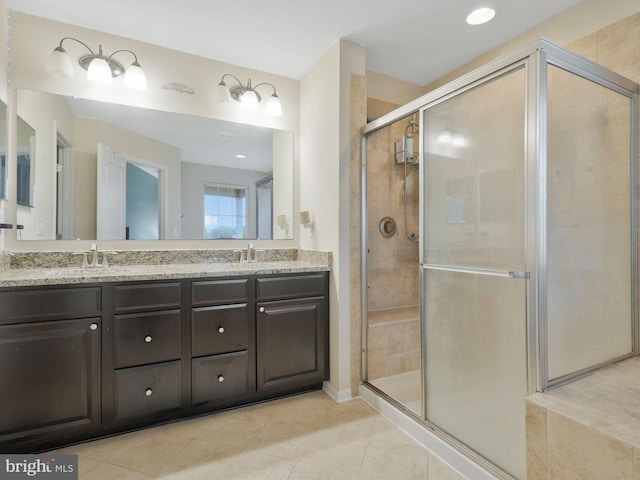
[86,57,112,85]
[240,89,259,111]
[216,82,232,103]
[265,94,282,116]
[124,62,147,90]
[47,47,74,78]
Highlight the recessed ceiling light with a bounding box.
[466,7,496,25]
[235,154,246,159]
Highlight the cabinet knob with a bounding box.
[259,307,265,313]
[217,375,225,383]
[90,323,98,331]
[144,335,153,343]
[145,388,153,397]
[218,327,225,334]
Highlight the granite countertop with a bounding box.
[0,261,330,287]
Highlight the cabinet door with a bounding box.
[0,318,101,445]
[256,297,328,392]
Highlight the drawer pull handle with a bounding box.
[218,327,225,334]
[90,323,98,331]
[144,335,153,343]
[145,388,153,397]
[218,375,225,383]
[259,307,265,313]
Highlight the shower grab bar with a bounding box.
[421,263,529,279]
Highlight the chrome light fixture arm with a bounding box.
[217,74,282,116]
[48,37,147,89]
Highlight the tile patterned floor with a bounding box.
[51,391,465,479]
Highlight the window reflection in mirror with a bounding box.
[15,89,294,241]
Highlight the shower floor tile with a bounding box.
[370,369,422,415]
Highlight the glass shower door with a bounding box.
[421,65,528,479]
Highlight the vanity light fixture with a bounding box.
[466,7,496,25]
[235,154,247,159]
[47,37,147,90]
[216,74,283,117]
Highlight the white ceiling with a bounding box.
[6,0,582,86]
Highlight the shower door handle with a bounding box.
[509,271,530,279]
[422,264,529,279]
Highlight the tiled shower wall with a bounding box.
[365,103,420,381]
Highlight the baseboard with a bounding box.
[322,381,352,403]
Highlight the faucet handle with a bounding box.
[234,249,246,264]
[101,251,118,268]
[72,251,89,268]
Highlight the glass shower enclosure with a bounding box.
[362,39,639,479]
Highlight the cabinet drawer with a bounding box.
[192,351,248,405]
[192,278,249,306]
[192,304,248,356]
[114,361,182,422]
[0,287,101,323]
[256,273,327,301]
[114,283,181,313]
[114,310,181,368]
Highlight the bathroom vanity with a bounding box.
[0,264,329,453]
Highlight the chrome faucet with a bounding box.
[90,243,99,267]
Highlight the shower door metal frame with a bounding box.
[534,43,640,390]
[360,37,640,478]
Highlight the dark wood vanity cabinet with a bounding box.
[110,282,184,424]
[190,278,255,408]
[0,270,329,453]
[256,274,329,392]
[0,287,102,452]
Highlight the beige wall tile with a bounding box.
[526,401,548,480]
[547,412,633,480]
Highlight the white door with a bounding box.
[96,143,126,240]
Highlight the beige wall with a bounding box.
[6,11,300,251]
[300,40,366,400]
[423,0,640,93]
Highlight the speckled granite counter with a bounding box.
[0,261,330,287]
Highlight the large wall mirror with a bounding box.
[0,99,6,201]
[16,89,294,241]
